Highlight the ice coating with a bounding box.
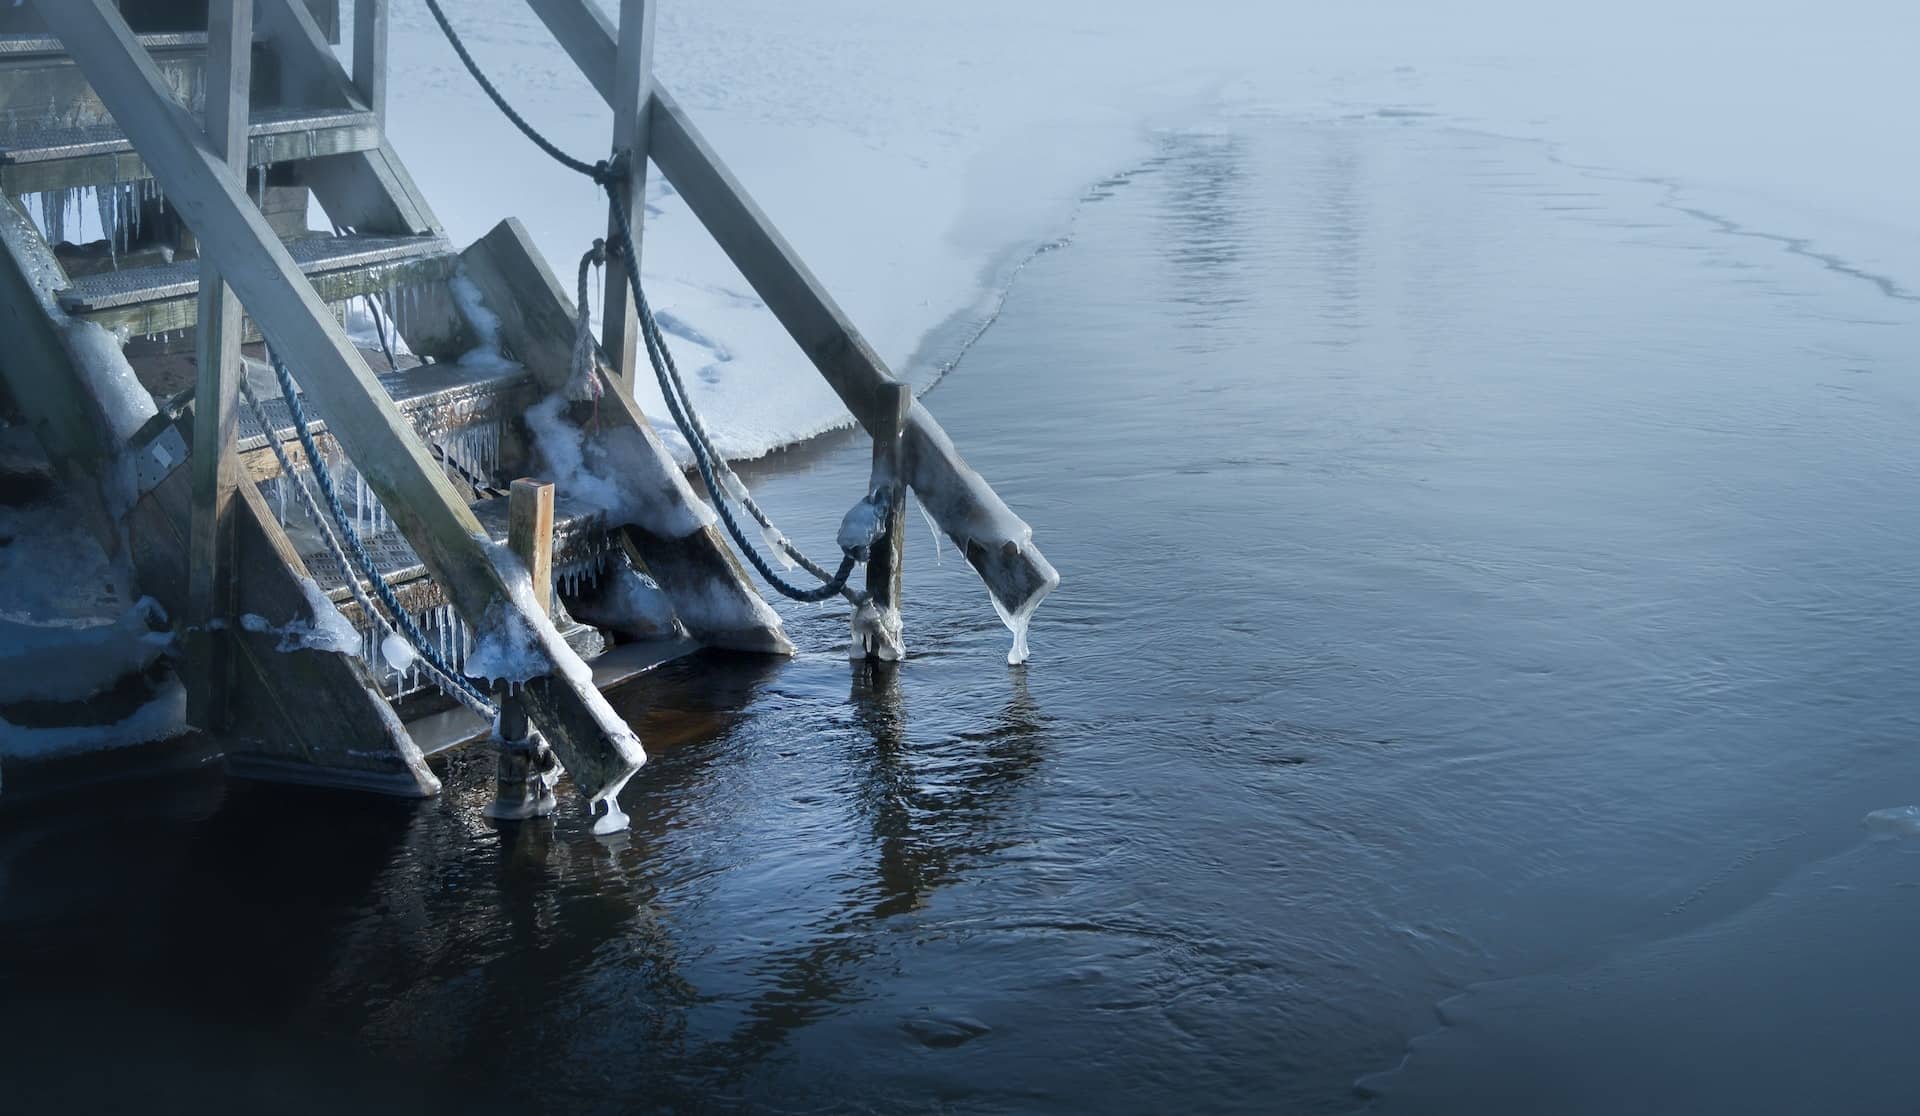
[0,597,171,705]
[989,586,1039,667]
[448,270,521,375]
[241,579,363,656]
[592,792,631,836]
[569,559,683,642]
[522,394,717,539]
[849,599,904,662]
[468,539,647,805]
[380,632,418,674]
[0,679,188,762]
[1863,806,1920,838]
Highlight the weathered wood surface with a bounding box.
[351,0,387,124]
[515,0,1058,618]
[186,0,251,730]
[256,0,436,236]
[34,0,642,801]
[126,441,438,796]
[866,382,911,620]
[600,0,654,397]
[458,218,791,654]
[508,478,556,615]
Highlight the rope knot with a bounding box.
[591,158,619,187]
[589,238,608,267]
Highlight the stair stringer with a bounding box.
[458,218,793,656]
[127,440,440,795]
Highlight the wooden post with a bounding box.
[36,0,645,803]
[186,0,251,730]
[351,0,387,123]
[601,0,654,398]
[866,382,911,624]
[490,478,559,819]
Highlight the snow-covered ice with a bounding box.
[368,0,1920,464]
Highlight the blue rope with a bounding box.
[266,352,497,712]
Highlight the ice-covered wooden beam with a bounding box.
[522,0,1060,623]
[33,0,643,802]
[457,218,792,655]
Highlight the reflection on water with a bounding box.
[6,116,1920,1113]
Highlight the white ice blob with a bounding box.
[592,793,631,836]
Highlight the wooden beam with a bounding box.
[601,0,654,397]
[457,218,792,654]
[351,0,387,124]
[33,0,643,802]
[186,0,251,731]
[508,478,556,617]
[497,477,552,744]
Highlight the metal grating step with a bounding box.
[238,356,532,460]
[286,490,617,618]
[0,106,380,194]
[57,233,455,336]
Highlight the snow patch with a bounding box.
[0,597,173,704]
[0,679,188,762]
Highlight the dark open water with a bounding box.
[5,116,1920,1113]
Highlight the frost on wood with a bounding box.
[241,579,362,656]
[448,270,522,375]
[903,406,1058,663]
[464,539,646,805]
[523,394,716,539]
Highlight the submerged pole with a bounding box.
[186,0,252,729]
[854,382,911,661]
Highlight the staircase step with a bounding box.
[57,233,455,336]
[238,355,534,482]
[295,491,617,620]
[0,106,380,195]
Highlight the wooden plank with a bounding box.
[351,0,387,124]
[507,478,556,616]
[33,0,642,802]
[256,0,436,236]
[457,218,791,654]
[186,0,250,731]
[599,0,654,397]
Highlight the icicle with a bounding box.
[918,498,945,564]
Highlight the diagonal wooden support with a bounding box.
[33,0,643,803]
[520,0,1058,623]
